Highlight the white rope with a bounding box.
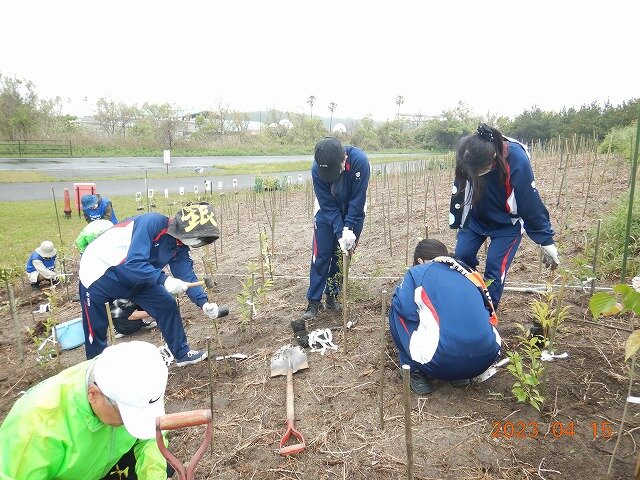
[308,328,338,355]
[541,350,569,361]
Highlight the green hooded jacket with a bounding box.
[0,359,167,479]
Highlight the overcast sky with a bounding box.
[2,0,638,121]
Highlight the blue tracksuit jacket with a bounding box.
[450,138,555,306]
[78,212,207,359]
[83,196,118,223]
[389,260,501,380]
[307,146,370,300]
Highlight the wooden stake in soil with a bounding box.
[105,302,116,345]
[402,365,415,480]
[590,219,602,295]
[342,252,350,353]
[379,290,387,430]
[621,111,640,283]
[206,336,214,454]
[6,279,24,362]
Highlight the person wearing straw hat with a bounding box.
[0,341,171,479]
[292,137,370,345]
[389,239,501,395]
[78,203,223,366]
[450,124,558,309]
[81,193,118,224]
[25,240,59,289]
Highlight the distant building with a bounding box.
[332,122,347,134]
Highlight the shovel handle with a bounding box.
[156,409,212,480]
[279,419,306,456]
[185,280,206,288]
[156,409,211,430]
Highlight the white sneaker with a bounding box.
[141,320,157,331]
[175,349,208,367]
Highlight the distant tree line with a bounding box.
[0,72,638,155]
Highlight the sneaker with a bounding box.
[324,294,341,311]
[175,349,208,367]
[300,300,321,321]
[410,370,436,395]
[114,331,125,339]
[141,320,157,331]
[450,378,471,388]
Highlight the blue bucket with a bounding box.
[54,317,85,350]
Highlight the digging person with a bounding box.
[79,203,224,366]
[388,239,501,395]
[292,137,370,346]
[0,341,172,479]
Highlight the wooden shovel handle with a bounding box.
[156,409,211,430]
[185,280,205,288]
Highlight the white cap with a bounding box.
[36,240,57,258]
[94,341,168,439]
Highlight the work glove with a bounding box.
[541,244,560,270]
[338,227,357,253]
[164,276,189,295]
[202,302,219,319]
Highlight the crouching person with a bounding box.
[79,203,223,366]
[0,341,170,479]
[388,239,501,394]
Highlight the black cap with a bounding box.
[314,137,345,182]
[167,203,220,243]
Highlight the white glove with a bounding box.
[339,228,357,253]
[541,244,560,269]
[202,302,219,319]
[164,276,189,295]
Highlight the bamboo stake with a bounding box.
[249,273,256,336]
[609,353,636,475]
[105,302,116,345]
[402,365,414,479]
[379,290,387,430]
[582,147,599,217]
[405,195,411,267]
[621,112,640,283]
[431,176,440,232]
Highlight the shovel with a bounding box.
[270,345,309,456]
[155,409,212,480]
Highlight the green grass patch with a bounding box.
[0,170,59,183]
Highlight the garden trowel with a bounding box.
[472,357,510,383]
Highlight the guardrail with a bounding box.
[0,140,72,157]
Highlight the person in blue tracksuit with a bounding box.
[81,193,118,223]
[389,239,501,395]
[292,137,370,344]
[449,124,559,308]
[79,203,224,366]
[25,240,59,288]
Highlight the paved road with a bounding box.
[0,154,424,201]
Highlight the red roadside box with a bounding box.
[73,182,96,217]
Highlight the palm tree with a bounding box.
[328,102,337,132]
[307,95,316,118]
[395,95,404,120]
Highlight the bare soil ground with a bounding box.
[1,148,639,479]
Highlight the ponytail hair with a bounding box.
[454,124,508,206]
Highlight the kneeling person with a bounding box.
[388,239,501,394]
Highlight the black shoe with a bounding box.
[294,330,310,348]
[300,300,321,321]
[410,370,436,395]
[290,318,306,333]
[450,378,470,388]
[325,294,341,311]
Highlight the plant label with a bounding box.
[179,187,185,196]
[135,192,142,202]
[164,189,169,198]
[218,181,223,190]
[194,185,199,194]
[148,189,154,198]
